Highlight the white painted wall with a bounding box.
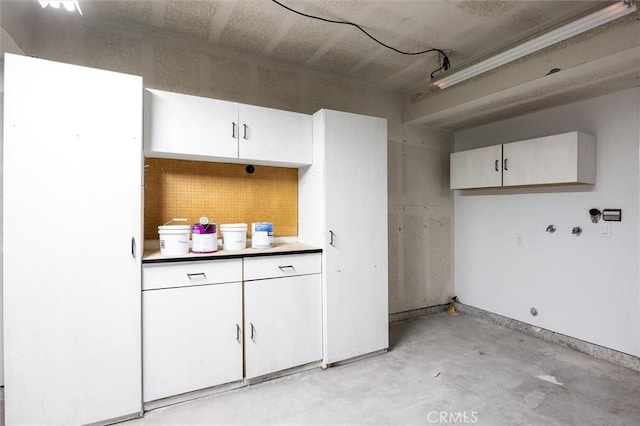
[454,88,640,356]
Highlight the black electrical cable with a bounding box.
[271,0,450,77]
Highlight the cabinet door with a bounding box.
[450,145,503,189]
[143,282,243,402]
[323,110,389,364]
[245,275,322,379]
[238,104,312,166]
[144,89,239,160]
[3,54,142,425]
[503,132,596,186]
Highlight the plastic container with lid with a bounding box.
[220,223,247,251]
[191,217,217,253]
[158,224,191,255]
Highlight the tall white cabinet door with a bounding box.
[238,104,312,166]
[503,132,596,186]
[143,282,243,402]
[245,275,322,379]
[3,54,142,425]
[323,110,389,364]
[144,89,239,160]
[450,145,503,189]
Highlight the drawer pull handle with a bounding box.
[250,323,255,341]
[187,272,206,280]
[243,123,248,140]
[232,122,237,139]
[278,265,295,272]
[236,324,241,343]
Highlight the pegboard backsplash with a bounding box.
[144,158,298,240]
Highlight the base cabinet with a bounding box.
[245,274,322,380]
[142,282,243,403]
[142,253,322,404]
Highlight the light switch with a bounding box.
[600,222,611,238]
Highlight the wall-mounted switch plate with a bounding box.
[600,222,611,238]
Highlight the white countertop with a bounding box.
[142,237,321,263]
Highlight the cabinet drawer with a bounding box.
[244,253,321,281]
[143,259,243,290]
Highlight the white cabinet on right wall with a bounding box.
[502,132,596,186]
[450,131,596,189]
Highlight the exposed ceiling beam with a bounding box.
[407,46,640,129]
[404,15,639,125]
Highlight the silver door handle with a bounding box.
[232,122,237,138]
[329,230,335,247]
[243,123,248,140]
[236,324,241,342]
[250,323,255,341]
[131,237,136,259]
[504,158,508,171]
[495,160,499,172]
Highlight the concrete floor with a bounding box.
[125,313,640,426]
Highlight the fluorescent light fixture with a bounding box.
[39,1,83,15]
[433,1,636,89]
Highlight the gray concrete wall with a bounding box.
[1,9,454,316]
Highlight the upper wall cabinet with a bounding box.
[238,104,312,166]
[144,89,312,167]
[450,131,596,189]
[450,145,503,189]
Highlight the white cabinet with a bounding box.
[450,145,502,189]
[144,89,312,167]
[244,254,322,380]
[142,260,243,404]
[238,104,312,166]
[144,89,238,160]
[142,282,243,403]
[450,131,596,189]
[3,54,143,425]
[502,132,596,186]
[299,109,389,365]
[141,253,321,403]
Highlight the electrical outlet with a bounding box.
[600,222,611,238]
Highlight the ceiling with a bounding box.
[2,0,639,129]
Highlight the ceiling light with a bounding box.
[432,1,636,89]
[38,1,83,15]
